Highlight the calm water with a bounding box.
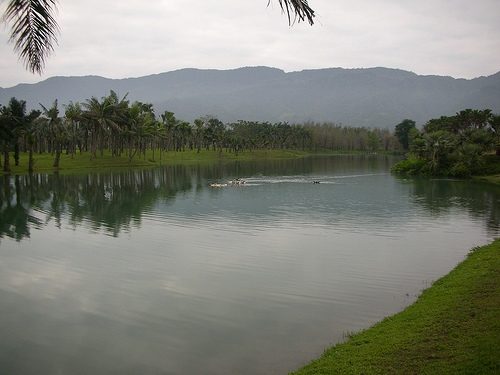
[0,155,499,374]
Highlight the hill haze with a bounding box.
[1,67,499,129]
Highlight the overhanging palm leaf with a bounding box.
[2,1,314,75]
[2,0,60,74]
[272,0,315,25]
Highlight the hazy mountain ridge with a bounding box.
[1,67,499,129]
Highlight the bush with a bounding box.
[449,165,469,178]
[474,155,500,175]
[391,157,426,175]
[392,155,500,178]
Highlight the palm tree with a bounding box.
[488,114,500,156]
[423,131,455,173]
[160,111,177,152]
[455,144,482,177]
[459,128,494,153]
[39,99,68,167]
[3,1,315,74]
[0,97,40,171]
[126,102,144,161]
[63,101,83,157]
[82,91,128,159]
[39,99,61,155]
[21,123,40,172]
[273,0,315,25]
[174,121,192,152]
[194,119,204,153]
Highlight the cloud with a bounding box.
[1,0,499,88]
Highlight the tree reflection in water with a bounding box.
[1,156,500,242]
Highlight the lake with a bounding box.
[0,155,499,375]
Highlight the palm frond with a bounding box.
[271,0,315,25]
[2,0,60,74]
[1,0,313,76]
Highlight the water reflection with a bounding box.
[401,177,500,237]
[0,155,499,375]
[1,167,192,239]
[1,156,499,241]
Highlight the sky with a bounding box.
[0,0,499,88]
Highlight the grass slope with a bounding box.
[291,240,500,375]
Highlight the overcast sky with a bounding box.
[1,0,499,88]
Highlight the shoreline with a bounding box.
[290,239,500,374]
[0,150,397,176]
[3,151,498,186]
[0,149,309,175]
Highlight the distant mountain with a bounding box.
[1,66,499,129]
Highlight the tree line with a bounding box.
[1,92,405,172]
[392,109,500,177]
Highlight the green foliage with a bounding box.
[394,119,416,150]
[367,130,380,151]
[472,155,500,176]
[304,122,395,152]
[423,115,456,133]
[390,157,426,175]
[393,109,499,177]
[4,94,498,176]
[454,144,483,177]
[0,97,40,171]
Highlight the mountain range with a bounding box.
[1,66,499,129]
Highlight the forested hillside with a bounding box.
[1,67,499,129]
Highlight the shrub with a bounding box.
[391,157,426,175]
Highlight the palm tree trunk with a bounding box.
[3,145,11,172]
[28,147,34,172]
[53,142,61,168]
[14,141,20,166]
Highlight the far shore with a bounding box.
[0,149,397,176]
[3,150,500,187]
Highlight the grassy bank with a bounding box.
[291,240,500,375]
[0,149,309,175]
[475,175,500,185]
[391,154,500,179]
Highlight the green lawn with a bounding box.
[291,240,500,374]
[0,148,309,175]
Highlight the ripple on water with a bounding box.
[0,162,497,375]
